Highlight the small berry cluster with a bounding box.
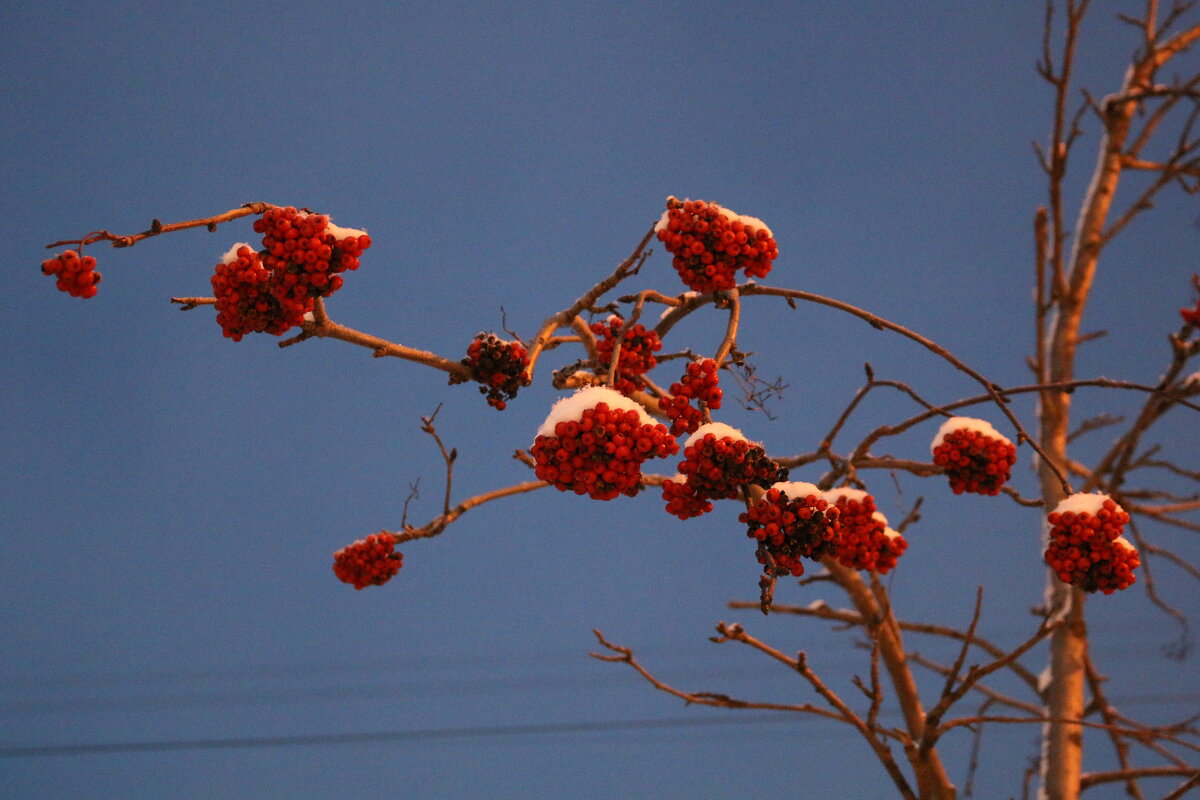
[211,245,290,341]
[332,532,403,590]
[591,317,663,394]
[252,206,371,323]
[1181,274,1200,326]
[661,475,713,520]
[740,483,840,577]
[931,417,1017,496]
[1044,494,1140,594]
[532,393,678,501]
[41,250,101,298]
[658,359,723,436]
[668,424,787,516]
[462,333,531,410]
[655,197,778,293]
[824,488,907,574]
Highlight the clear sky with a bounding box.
[3,2,1197,798]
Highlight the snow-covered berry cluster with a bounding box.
[211,244,292,341]
[332,532,403,590]
[664,423,786,518]
[824,488,907,574]
[740,482,840,577]
[41,250,101,298]
[654,197,778,293]
[251,206,371,324]
[931,417,1017,496]
[658,359,723,436]
[591,316,662,394]
[1044,493,1140,594]
[461,333,530,410]
[532,387,678,500]
[1181,274,1200,326]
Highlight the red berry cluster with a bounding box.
[41,250,101,298]
[211,245,291,341]
[655,197,778,293]
[332,532,403,590]
[739,484,840,577]
[931,420,1017,496]
[252,206,371,323]
[532,401,678,500]
[658,359,723,436]
[462,333,531,410]
[591,317,663,394]
[1044,495,1140,594]
[670,425,787,514]
[1181,274,1200,326]
[661,476,713,520]
[825,489,907,574]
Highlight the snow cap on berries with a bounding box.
[930,416,1010,454]
[536,386,654,438]
[220,242,254,264]
[771,481,822,501]
[823,487,870,505]
[684,421,751,450]
[655,199,774,238]
[1051,492,1114,517]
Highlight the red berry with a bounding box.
[930,417,1017,496]
[1044,494,1138,594]
[740,482,840,577]
[654,197,779,293]
[532,388,678,500]
[591,316,662,394]
[666,423,786,517]
[460,333,531,410]
[41,250,102,299]
[333,532,403,589]
[823,488,907,574]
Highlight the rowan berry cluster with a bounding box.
[461,333,531,410]
[1181,274,1200,326]
[211,245,291,341]
[252,206,371,323]
[825,488,907,574]
[740,483,840,577]
[532,390,678,500]
[931,417,1017,496]
[654,197,778,293]
[1044,494,1140,594]
[661,475,713,520]
[41,250,101,298]
[658,359,723,436]
[591,316,662,394]
[668,424,787,516]
[332,532,404,590]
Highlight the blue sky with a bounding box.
[3,2,1198,798]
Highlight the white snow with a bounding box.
[684,421,752,450]
[220,242,253,265]
[823,487,870,505]
[1113,535,1136,552]
[930,416,1011,453]
[658,292,698,320]
[657,197,774,238]
[535,386,655,438]
[1052,492,1119,517]
[871,511,901,539]
[325,221,367,241]
[771,481,821,501]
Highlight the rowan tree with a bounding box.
[28,2,1200,798]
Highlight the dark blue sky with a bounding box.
[3,2,1198,798]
